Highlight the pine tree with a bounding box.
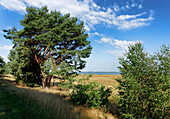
[4,6,92,88]
[0,56,5,74]
[116,43,169,118]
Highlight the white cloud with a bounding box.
[97,37,143,56]
[117,13,154,30]
[0,54,9,63]
[24,0,90,17]
[138,0,143,9]
[101,37,112,43]
[105,50,125,57]
[131,3,136,7]
[89,32,100,38]
[97,37,114,45]
[117,12,146,20]
[0,45,13,62]
[0,0,154,30]
[84,25,90,31]
[0,31,3,34]
[0,45,13,50]
[102,7,106,10]
[113,39,142,50]
[0,0,26,14]
[126,4,130,9]
[91,32,100,36]
[131,0,137,7]
[139,4,142,9]
[113,3,119,12]
[97,37,142,49]
[94,32,99,36]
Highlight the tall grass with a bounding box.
[0,80,54,119]
[0,74,119,119]
[0,77,88,119]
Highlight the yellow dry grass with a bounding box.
[87,75,121,95]
[0,74,121,119]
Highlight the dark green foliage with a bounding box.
[4,63,12,74]
[8,48,42,86]
[0,56,5,74]
[4,6,92,88]
[116,43,170,119]
[70,81,112,108]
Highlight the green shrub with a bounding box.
[116,43,170,119]
[70,82,112,108]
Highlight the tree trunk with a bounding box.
[41,71,46,88]
[41,71,53,89]
[42,76,46,88]
[47,75,52,88]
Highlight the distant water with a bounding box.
[80,72,120,75]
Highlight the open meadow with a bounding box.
[0,74,121,119]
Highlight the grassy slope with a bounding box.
[0,78,88,119]
[0,79,55,119]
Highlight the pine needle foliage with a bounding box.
[0,56,5,74]
[7,48,42,86]
[116,43,170,119]
[4,6,92,88]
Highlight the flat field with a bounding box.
[52,74,122,96]
[82,74,121,95]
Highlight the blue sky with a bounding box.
[0,0,170,72]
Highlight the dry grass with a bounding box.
[87,75,121,95]
[0,74,121,119]
[0,74,87,119]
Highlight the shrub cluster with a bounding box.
[70,82,112,108]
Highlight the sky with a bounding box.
[0,0,170,72]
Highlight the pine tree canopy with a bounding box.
[4,6,92,87]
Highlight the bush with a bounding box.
[70,82,112,108]
[116,43,170,119]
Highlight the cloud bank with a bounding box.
[0,0,154,31]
